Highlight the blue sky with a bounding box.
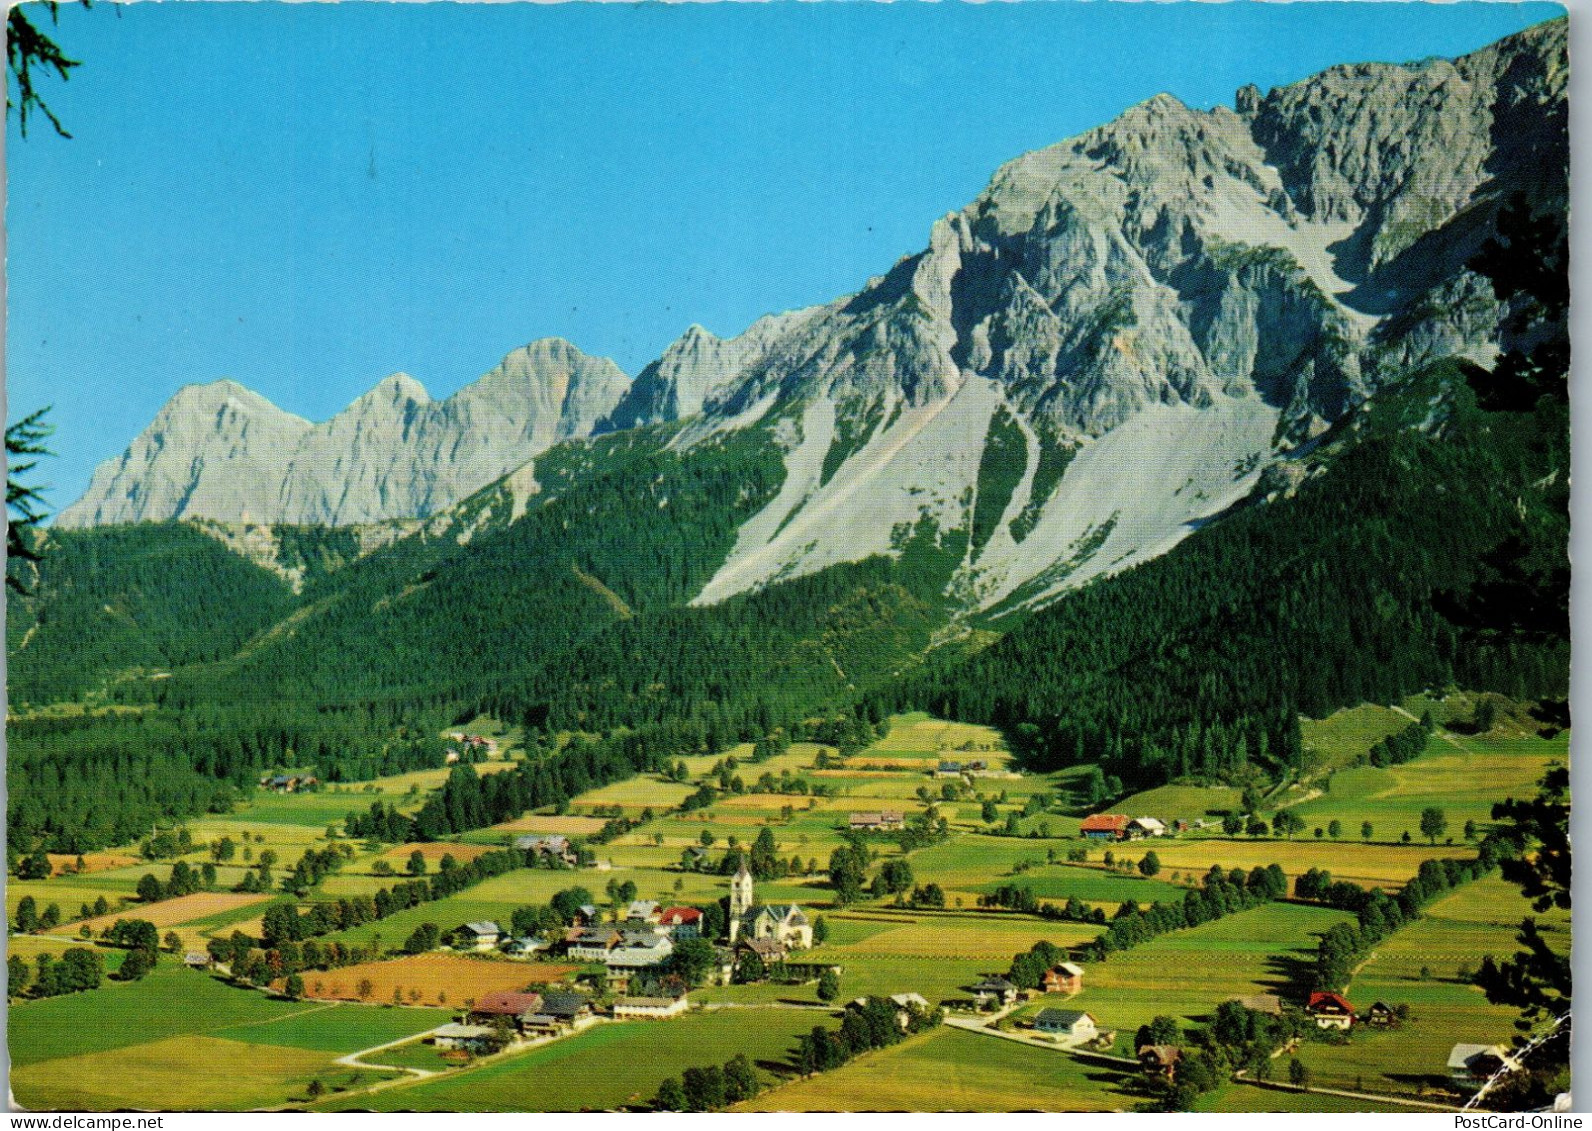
[6,0,1562,512]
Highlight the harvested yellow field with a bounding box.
[378,842,495,865]
[47,852,140,876]
[74,892,273,934]
[491,814,609,835]
[281,953,578,1008]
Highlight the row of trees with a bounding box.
[792,997,943,1076]
[213,930,383,990]
[979,885,1109,926]
[257,848,521,947]
[8,948,104,1000]
[652,1054,762,1111]
[1085,865,1289,959]
[1365,715,1435,768]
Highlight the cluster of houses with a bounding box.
[431,988,600,1052]
[968,962,1084,1012]
[848,811,905,832]
[445,734,496,763]
[257,772,319,794]
[1079,814,1168,841]
[513,834,580,867]
[932,759,1010,780]
[442,869,820,994]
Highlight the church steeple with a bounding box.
[728,860,754,940]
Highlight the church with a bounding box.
[727,861,814,950]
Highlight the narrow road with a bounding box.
[335,1025,447,1078]
[1390,705,1471,752]
[1233,1073,1461,1111]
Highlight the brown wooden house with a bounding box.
[1138,1044,1182,1081]
[1042,962,1084,995]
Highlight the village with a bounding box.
[7,704,1562,1111]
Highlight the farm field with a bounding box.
[1110,838,1458,889]
[570,774,696,812]
[807,909,1099,960]
[281,953,579,1007]
[12,1035,347,1111]
[970,864,1186,906]
[1284,733,1565,839]
[46,851,140,876]
[378,841,496,866]
[737,1026,1141,1112]
[486,814,609,835]
[216,1001,452,1051]
[844,713,1010,765]
[1114,783,1241,822]
[319,1007,827,1112]
[7,880,140,920]
[1300,704,1416,771]
[1194,1083,1416,1113]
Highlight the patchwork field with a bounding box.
[6,708,1561,1113]
[282,953,579,1007]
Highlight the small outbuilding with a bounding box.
[1036,1008,1099,1043]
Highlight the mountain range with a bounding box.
[52,18,1567,625]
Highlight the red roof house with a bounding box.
[468,991,545,1019]
[1079,814,1130,840]
[1306,991,1355,1029]
[659,907,702,926]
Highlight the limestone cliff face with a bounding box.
[677,18,1567,610]
[55,381,312,528]
[57,339,629,527]
[274,339,629,525]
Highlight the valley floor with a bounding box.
[6,707,1565,1112]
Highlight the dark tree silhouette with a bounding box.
[7,2,87,138]
[7,407,52,594]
